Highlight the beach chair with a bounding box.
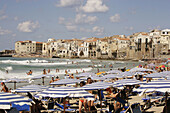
[41,101,56,113]
[55,103,77,112]
[122,103,142,113]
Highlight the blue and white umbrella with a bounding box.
[75,72,95,78]
[106,70,122,74]
[103,74,123,79]
[145,73,166,78]
[133,80,170,93]
[11,85,49,93]
[114,79,142,86]
[31,74,55,85]
[50,79,81,85]
[35,86,94,99]
[1,78,29,89]
[0,92,32,109]
[129,67,154,72]
[79,76,105,81]
[80,82,112,90]
[119,72,135,77]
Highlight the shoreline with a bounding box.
[12,54,141,62]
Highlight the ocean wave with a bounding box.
[0,67,93,79]
[0,59,72,66]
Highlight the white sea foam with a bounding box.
[0,59,72,66]
[3,66,13,71]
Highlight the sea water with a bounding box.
[0,57,144,89]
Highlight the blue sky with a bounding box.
[0,0,170,50]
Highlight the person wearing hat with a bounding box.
[1,82,9,92]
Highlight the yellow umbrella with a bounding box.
[96,71,106,75]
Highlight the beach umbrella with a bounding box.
[145,73,166,78]
[35,86,94,113]
[96,71,106,75]
[119,72,135,77]
[31,74,55,85]
[106,70,121,74]
[75,72,95,78]
[35,86,94,99]
[80,82,112,90]
[1,78,29,89]
[0,92,32,110]
[50,79,81,85]
[11,84,49,94]
[114,79,142,86]
[129,67,154,72]
[133,80,170,93]
[79,76,105,81]
[147,63,155,67]
[103,74,123,79]
[80,82,112,111]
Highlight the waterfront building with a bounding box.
[160,29,170,55]
[15,40,42,55]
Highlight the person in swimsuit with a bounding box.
[79,81,87,113]
[27,70,32,75]
[1,82,9,92]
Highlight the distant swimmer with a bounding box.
[48,69,50,73]
[5,70,8,74]
[27,70,32,75]
[43,69,47,75]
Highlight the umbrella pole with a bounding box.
[100,89,102,112]
[14,82,16,89]
[64,98,66,113]
[42,77,44,85]
[165,92,168,113]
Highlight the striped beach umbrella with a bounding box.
[145,73,166,78]
[11,85,49,94]
[0,92,32,110]
[133,80,170,93]
[114,79,142,86]
[75,72,95,78]
[1,78,29,89]
[80,82,112,90]
[31,74,55,85]
[103,74,123,79]
[106,70,122,74]
[129,67,154,72]
[35,86,94,99]
[79,76,105,81]
[50,79,81,85]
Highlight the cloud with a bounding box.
[110,14,120,23]
[75,14,97,24]
[92,26,104,35]
[56,0,82,7]
[17,21,39,32]
[65,25,77,32]
[80,0,109,13]
[0,15,7,20]
[0,27,11,35]
[125,26,134,31]
[12,34,16,37]
[14,16,19,21]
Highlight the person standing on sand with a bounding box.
[1,82,9,92]
[43,69,47,75]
